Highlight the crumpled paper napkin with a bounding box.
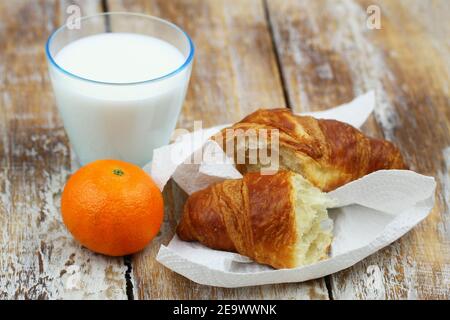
[145,91,436,288]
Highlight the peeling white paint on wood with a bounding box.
[332,0,401,139]
[0,130,128,299]
[268,0,450,299]
[0,0,128,300]
[1,0,448,300]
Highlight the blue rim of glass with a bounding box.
[45,12,195,86]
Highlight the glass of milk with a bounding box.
[46,13,194,166]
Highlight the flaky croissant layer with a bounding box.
[177,171,334,269]
[212,108,406,191]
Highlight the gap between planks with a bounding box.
[262,0,293,109]
[98,0,135,300]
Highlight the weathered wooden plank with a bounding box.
[108,0,329,299]
[267,0,450,299]
[0,0,128,299]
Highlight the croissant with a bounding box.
[177,171,335,269]
[212,108,406,191]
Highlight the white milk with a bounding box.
[49,33,191,166]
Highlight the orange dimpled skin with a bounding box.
[61,159,164,256]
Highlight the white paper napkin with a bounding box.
[146,92,436,288]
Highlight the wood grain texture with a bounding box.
[0,0,128,299]
[1,0,448,300]
[267,0,449,299]
[107,0,329,300]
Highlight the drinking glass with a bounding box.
[46,12,194,166]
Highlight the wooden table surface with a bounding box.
[0,0,449,300]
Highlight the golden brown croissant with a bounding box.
[177,171,335,269]
[212,108,406,191]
